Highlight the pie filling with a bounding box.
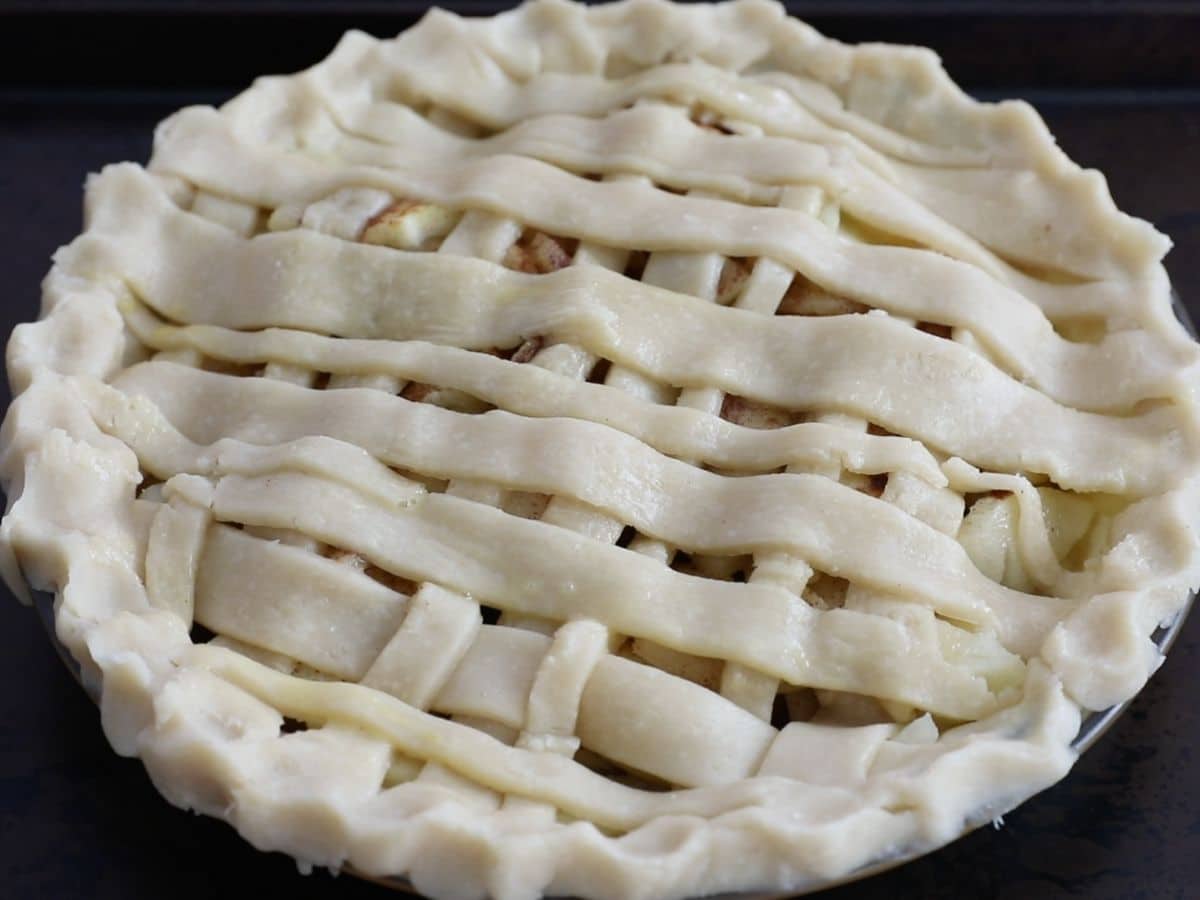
[3,1,1199,897]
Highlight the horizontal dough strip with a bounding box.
[81,383,1063,664]
[257,40,1156,284]
[195,523,411,682]
[69,173,1192,493]
[197,469,999,718]
[148,118,1190,408]
[121,308,947,485]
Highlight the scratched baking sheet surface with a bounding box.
[2,5,1199,897]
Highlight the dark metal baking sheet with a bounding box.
[2,5,1200,896]
[2,1,1200,92]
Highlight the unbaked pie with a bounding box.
[4,0,1199,897]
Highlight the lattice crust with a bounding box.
[4,1,1200,898]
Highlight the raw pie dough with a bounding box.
[4,0,1199,896]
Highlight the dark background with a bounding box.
[2,1,1199,897]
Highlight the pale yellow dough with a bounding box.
[3,0,1199,897]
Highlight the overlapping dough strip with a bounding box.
[232,56,1148,301]
[223,4,1171,292]
[192,467,995,719]
[189,641,847,832]
[149,111,1195,412]
[223,2,1171,288]
[61,170,1191,494]
[81,370,1069,661]
[291,24,955,170]
[227,75,1015,274]
[221,66,1186,345]
[192,526,776,788]
[226,69,1187,338]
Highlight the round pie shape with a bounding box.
[4,1,1199,897]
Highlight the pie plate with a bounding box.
[11,0,1197,887]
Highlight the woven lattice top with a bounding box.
[4,1,1200,897]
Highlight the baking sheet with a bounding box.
[2,10,1200,894]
